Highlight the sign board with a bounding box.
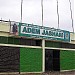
[19,23,70,42]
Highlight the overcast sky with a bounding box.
[0,0,75,32]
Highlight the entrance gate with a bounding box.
[45,49,60,71]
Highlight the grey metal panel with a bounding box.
[0,46,20,72]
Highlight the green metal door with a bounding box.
[20,47,42,72]
[60,50,75,70]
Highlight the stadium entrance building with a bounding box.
[0,21,75,74]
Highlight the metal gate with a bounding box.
[0,46,20,72]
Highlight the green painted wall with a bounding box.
[0,36,8,44]
[20,47,42,72]
[60,50,75,70]
[0,36,20,45]
[45,41,60,48]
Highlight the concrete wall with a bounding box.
[0,22,10,32]
[70,33,75,44]
[0,32,9,36]
[0,22,14,36]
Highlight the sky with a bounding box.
[0,0,75,32]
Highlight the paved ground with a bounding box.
[0,71,75,75]
[21,71,75,75]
